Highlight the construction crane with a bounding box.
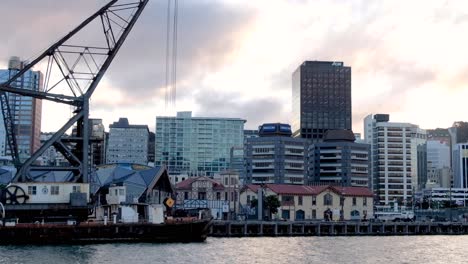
[0,0,149,183]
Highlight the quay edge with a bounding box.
[209,220,468,237]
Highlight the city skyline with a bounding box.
[1,0,468,134]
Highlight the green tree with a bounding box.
[264,195,281,215]
[250,198,258,208]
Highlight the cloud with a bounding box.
[2,0,468,134]
[193,89,289,129]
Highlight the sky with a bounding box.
[1,0,468,135]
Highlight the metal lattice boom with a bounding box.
[0,0,149,182]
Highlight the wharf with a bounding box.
[210,220,468,237]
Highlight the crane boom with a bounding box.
[0,0,149,182]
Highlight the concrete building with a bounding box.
[244,129,259,143]
[240,184,373,221]
[309,130,371,188]
[453,143,468,188]
[155,111,245,176]
[427,140,450,169]
[292,61,351,141]
[38,132,66,166]
[426,167,452,189]
[106,118,149,165]
[245,123,309,184]
[0,56,42,161]
[364,114,426,205]
[229,146,245,181]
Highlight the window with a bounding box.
[51,186,59,195]
[324,193,333,206]
[217,192,221,200]
[312,209,316,219]
[352,197,357,206]
[298,196,303,206]
[198,192,206,200]
[363,197,367,206]
[312,196,316,206]
[247,195,251,203]
[184,192,189,199]
[28,186,36,195]
[119,189,125,196]
[72,186,81,193]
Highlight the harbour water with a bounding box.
[1,236,467,264]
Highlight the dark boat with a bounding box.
[0,218,212,244]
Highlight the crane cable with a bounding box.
[164,0,178,111]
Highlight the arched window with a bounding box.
[324,193,333,206]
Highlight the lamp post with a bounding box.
[340,196,345,221]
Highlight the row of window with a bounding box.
[27,185,81,195]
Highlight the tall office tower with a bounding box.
[292,61,351,141]
[155,111,245,176]
[309,130,371,188]
[364,114,427,205]
[245,123,309,184]
[106,118,149,165]
[452,143,468,188]
[0,56,42,161]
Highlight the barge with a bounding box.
[0,218,212,244]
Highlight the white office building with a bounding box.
[364,114,426,205]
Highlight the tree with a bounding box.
[250,198,258,208]
[264,195,280,215]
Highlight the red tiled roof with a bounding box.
[176,176,225,190]
[241,184,373,197]
[330,186,374,197]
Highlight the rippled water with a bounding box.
[1,236,467,264]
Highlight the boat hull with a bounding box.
[0,219,212,244]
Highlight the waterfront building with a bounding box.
[292,60,351,141]
[176,175,239,220]
[453,143,468,188]
[106,118,149,165]
[309,130,371,187]
[364,114,427,205]
[427,187,468,207]
[244,123,309,184]
[92,164,172,223]
[239,184,373,221]
[155,111,245,176]
[0,56,42,161]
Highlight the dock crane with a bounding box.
[0,0,149,185]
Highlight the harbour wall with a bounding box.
[210,220,468,237]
